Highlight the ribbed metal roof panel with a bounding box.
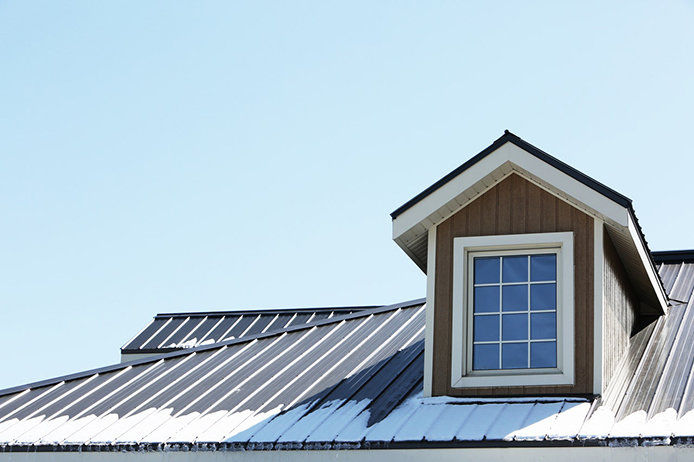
[585,260,694,438]
[0,300,597,448]
[8,256,694,450]
[670,264,694,303]
[121,306,375,355]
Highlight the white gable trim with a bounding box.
[393,141,629,240]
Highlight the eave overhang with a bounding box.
[391,131,667,315]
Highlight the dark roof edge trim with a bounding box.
[390,130,632,219]
[652,250,694,264]
[0,298,426,398]
[4,436,694,452]
[155,305,380,318]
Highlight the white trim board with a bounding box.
[392,142,628,240]
[593,219,605,395]
[423,226,437,397]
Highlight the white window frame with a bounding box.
[451,232,574,388]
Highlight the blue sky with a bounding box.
[1,1,693,389]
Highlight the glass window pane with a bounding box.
[473,344,499,370]
[531,254,556,282]
[502,343,527,369]
[502,314,528,341]
[530,341,557,368]
[502,256,528,283]
[530,283,556,310]
[473,315,499,342]
[531,313,556,340]
[474,257,500,284]
[502,285,528,311]
[474,286,500,313]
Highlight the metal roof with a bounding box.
[653,250,694,265]
[581,260,694,440]
[0,297,601,451]
[122,306,374,355]
[3,257,694,452]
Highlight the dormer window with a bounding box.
[451,232,574,388]
[471,252,558,371]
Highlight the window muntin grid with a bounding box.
[471,252,558,371]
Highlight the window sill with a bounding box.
[452,370,574,388]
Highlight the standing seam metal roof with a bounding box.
[3,257,694,451]
[122,306,375,354]
[581,259,694,439]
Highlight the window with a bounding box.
[471,252,557,371]
[451,232,574,388]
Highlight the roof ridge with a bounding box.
[154,305,381,318]
[652,250,694,264]
[0,298,425,398]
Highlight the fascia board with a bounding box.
[392,142,629,240]
[627,214,668,313]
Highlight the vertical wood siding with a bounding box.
[603,231,638,388]
[433,173,594,396]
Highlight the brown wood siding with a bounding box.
[603,231,638,388]
[433,173,594,396]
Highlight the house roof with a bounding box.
[122,306,375,355]
[1,255,694,452]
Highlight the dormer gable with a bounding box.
[391,131,668,398]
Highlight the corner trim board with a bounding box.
[423,226,437,397]
[593,219,604,394]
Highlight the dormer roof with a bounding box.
[391,131,667,314]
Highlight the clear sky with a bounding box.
[1,1,693,389]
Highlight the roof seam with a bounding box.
[124,302,424,354]
[648,291,692,417]
[673,295,694,417]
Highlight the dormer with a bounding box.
[391,131,668,397]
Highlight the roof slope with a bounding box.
[122,306,374,355]
[581,258,694,440]
[0,299,595,450]
[3,257,694,451]
[0,300,426,449]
